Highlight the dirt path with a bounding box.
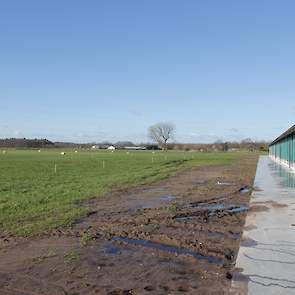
[0,154,258,295]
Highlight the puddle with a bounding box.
[241,238,258,248]
[269,161,295,188]
[159,195,177,202]
[227,206,249,213]
[188,195,228,208]
[137,195,177,209]
[231,270,250,283]
[176,204,248,221]
[230,232,242,239]
[175,216,194,221]
[113,237,223,265]
[192,203,248,213]
[217,181,233,186]
[239,186,251,194]
[102,245,122,254]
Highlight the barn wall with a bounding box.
[269,132,295,170]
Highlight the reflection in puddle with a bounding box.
[113,237,223,265]
[269,161,295,188]
[175,216,194,221]
[159,195,177,202]
[102,245,122,254]
[137,195,177,209]
[241,238,258,248]
[239,186,251,194]
[217,181,233,186]
[176,203,248,221]
[232,270,250,283]
[188,203,248,213]
[198,203,248,213]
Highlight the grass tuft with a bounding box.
[80,233,95,246]
[64,250,80,264]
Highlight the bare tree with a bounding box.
[148,122,175,150]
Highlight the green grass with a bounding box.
[0,149,248,236]
[80,233,95,246]
[64,250,80,264]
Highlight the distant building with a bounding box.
[228,148,239,152]
[107,145,116,150]
[124,146,146,150]
[269,125,295,169]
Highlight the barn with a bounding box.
[269,125,295,169]
[107,145,116,151]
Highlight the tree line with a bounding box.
[0,138,54,148]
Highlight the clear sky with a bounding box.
[1,0,295,143]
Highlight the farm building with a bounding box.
[269,125,295,169]
[124,146,146,150]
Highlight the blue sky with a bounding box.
[1,0,295,143]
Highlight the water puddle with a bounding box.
[227,205,249,213]
[199,203,248,213]
[241,238,258,248]
[102,245,122,254]
[239,186,251,194]
[113,237,223,265]
[217,181,233,186]
[189,203,248,213]
[159,195,177,202]
[175,203,248,221]
[175,216,194,221]
[269,161,295,188]
[231,270,250,283]
[137,195,177,209]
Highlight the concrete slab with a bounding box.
[231,156,295,295]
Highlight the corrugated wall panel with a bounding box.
[270,131,295,168]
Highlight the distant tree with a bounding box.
[0,138,54,148]
[241,138,253,144]
[240,138,255,151]
[214,139,228,151]
[222,142,229,151]
[214,139,224,144]
[148,122,175,150]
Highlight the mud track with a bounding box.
[0,154,258,295]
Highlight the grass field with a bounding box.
[0,149,248,236]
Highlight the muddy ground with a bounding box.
[0,154,258,295]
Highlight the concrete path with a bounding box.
[231,155,295,295]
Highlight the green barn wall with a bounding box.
[269,131,295,167]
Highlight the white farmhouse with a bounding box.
[107,145,116,151]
